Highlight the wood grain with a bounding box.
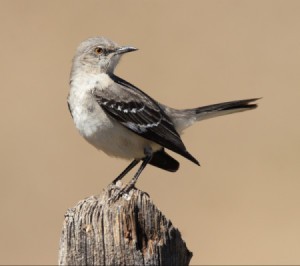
[59,184,192,265]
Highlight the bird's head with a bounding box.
[72,37,138,75]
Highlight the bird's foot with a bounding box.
[107,182,135,203]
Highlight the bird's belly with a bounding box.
[73,104,160,160]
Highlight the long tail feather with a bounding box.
[194,98,260,120]
[169,98,260,133]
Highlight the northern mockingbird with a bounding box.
[68,36,258,197]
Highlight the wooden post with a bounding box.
[58,184,192,265]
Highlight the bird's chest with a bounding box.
[68,75,113,138]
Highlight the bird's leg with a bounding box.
[109,147,153,202]
[122,149,153,194]
[112,159,140,184]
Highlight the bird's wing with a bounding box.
[92,75,199,165]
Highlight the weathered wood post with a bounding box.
[59,183,192,265]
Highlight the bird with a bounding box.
[68,36,259,197]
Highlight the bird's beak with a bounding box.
[115,46,138,55]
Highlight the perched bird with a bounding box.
[68,36,258,196]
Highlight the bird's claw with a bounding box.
[107,184,133,203]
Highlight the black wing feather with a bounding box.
[149,149,179,172]
[92,75,199,165]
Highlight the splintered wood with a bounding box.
[59,185,192,265]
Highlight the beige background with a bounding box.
[1,0,300,265]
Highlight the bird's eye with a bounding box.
[94,47,103,55]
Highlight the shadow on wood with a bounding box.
[59,184,192,265]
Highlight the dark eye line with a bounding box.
[94,47,114,56]
[106,48,114,54]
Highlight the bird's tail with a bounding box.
[193,98,259,120]
[170,98,260,133]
